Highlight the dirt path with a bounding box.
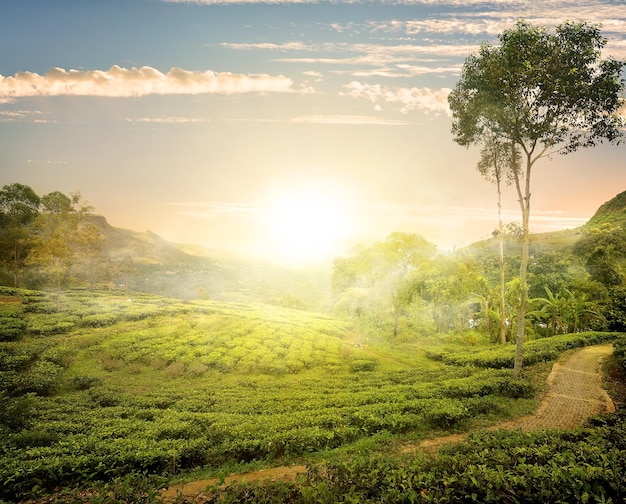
[416,344,615,454]
[159,344,616,502]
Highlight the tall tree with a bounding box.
[0,183,41,287]
[448,21,625,375]
[477,136,520,344]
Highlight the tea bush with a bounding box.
[0,302,25,341]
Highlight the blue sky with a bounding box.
[1,0,625,263]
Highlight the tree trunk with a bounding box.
[513,152,532,377]
[497,181,507,345]
[13,241,18,288]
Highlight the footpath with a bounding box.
[417,344,615,453]
[160,344,616,501]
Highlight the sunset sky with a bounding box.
[1,0,625,264]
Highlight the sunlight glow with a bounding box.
[262,181,355,264]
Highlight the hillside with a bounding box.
[88,189,626,303]
[461,226,583,258]
[585,190,626,229]
[461,190,626,257]
[88,215,206,267]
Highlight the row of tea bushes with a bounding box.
[428,331,620,368]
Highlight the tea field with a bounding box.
[0,287,622,502]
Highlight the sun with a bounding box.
[262,182,355,264]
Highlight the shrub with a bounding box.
[81,312,119,327]
[165,362,186,378]
[69,375,102,391]
[348,358,378,372]
[424,400,469,428]
[26,314,80,336]
[0,392,36,430]
[88,386,122,407]
[18,361,64,396]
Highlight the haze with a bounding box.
[1,0,625,264]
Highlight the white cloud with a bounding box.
[25,159,68,165]
[220,42,311,51]
[0,66,294,99]
[126,116,212,124]
[290,114,409,125]
[342,82,451,115]
[227,40,477,62]
[0,110,43,121]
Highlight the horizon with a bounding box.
[1,0,625,264]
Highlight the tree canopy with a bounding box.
[449,21,625,156]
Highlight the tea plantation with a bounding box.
[0,286,624,503]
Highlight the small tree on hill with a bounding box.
[449,21,625,375]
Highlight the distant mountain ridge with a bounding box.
[83,190,626,301]
[90,190,626,266]
[88,214,213,266]
[85,214,331,306]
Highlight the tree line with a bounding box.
[330,227,626,346]
[0,183,109,301]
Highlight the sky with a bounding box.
[0,0,625,264]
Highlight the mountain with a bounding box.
[87,215,331,308]
[88,215,209,266]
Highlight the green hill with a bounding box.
[585,190,626,229]
[463,191,626,258]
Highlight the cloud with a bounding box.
[25,159,68,165]
[0,66,294,99]
[290,114,409,125]
[0,110,43,121]
[220,42,311,51]
[126,116,212,124]
[161,0,575,5]
[227,40,477,63]
[342,82,451,115]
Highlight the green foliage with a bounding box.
[613,334,626,370]
[586,190,626,230]
[449,21,625,154]
[574,223,626,287]
[449,20,625,375]
[347,358,378,372]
